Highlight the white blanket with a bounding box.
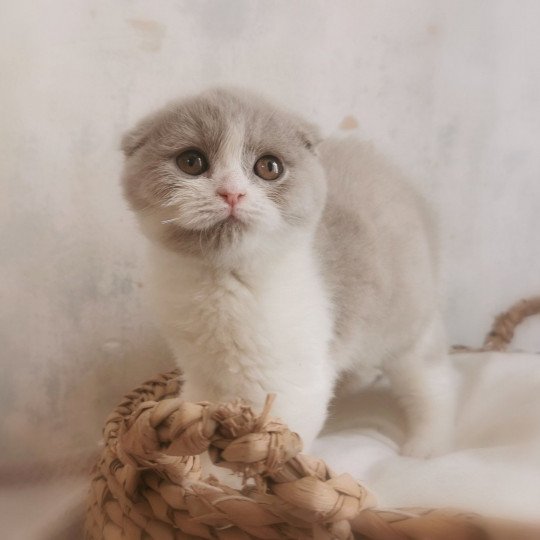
[313,352,540,522]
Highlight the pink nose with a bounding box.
[217,189,245,207]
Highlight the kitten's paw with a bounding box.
[401,433,453,459]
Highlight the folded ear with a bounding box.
[298,119,322,153]
[120,112,160,157]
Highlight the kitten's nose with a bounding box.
[217,189,246,207]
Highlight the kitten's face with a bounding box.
[121,88,326,261]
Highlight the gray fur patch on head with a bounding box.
[121,87,327,259]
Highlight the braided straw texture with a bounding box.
[86,369,540,539]
[483,296,540,351]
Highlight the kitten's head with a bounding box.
[121,88,326,262]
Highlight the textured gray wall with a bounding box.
[1,0,539,461]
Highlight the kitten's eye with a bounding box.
[176,149,208,176]
[254,155,283,181]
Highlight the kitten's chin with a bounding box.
[156,217,253,258]
[140,208,284,261]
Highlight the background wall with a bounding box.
[1,0,539,462]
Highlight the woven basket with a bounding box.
[86,298,540,540]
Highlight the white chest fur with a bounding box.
[146,243,335,433]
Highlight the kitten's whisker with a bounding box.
[161,217,182,225]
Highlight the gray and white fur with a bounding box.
[121,88,454,457]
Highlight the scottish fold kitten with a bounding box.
[121,88,454,457]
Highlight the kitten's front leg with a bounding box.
[180,360,334,454]
[384,319,456,458]
[268,381,334,452]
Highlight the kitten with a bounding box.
[121,87,454,457]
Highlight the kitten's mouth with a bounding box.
[224,214,243,224]
[220,212,249,228]
[203,212,248,234]
[161,210,255,256]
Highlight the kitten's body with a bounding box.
[148,235,334,447]
[122,88,454,456]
